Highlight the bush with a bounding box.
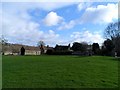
[46,49,53,55]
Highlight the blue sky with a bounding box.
[1,1,118,46]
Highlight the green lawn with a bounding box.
[2,55,119,88]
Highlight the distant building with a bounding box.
[2,44,41,55]
[54,44,71,51]
[24,45,41,55]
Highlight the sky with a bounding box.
[1,1,119,46]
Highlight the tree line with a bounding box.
[88,21,119,56]
[45,21,120,56]
[1,21,120,56]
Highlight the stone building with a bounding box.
[54,44,71,51]
[2,44,41,55]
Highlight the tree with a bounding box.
[104,21,120,40]
[20,46,25,55]
[92,43,100,55]
[72,42,82,51]
[0,36,9,54]
[114,36,120,56]
[102,39,114,56]
[104,21,120,56]
[37,41,45,54]
[104,39,114,51]
[0,35,8,45]
[81,42,88,52]
[46,49,53,55]
[72,42,88,52]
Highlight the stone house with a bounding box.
[54,44,71,51]
[2,44,41,55]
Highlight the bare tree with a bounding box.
[37,41,45,54]
[0,35,8,45]
[0,36,9,54]
[104,21,120,56]
[104,21,120,39]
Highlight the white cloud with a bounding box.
[1,2,118,46]
[43,30,59,42]
[58,20,76,30]
[70,31,104,45]
[2,2,77,12]
[3,18,43,45]
[43,12,63,26]
[2,10,60,46]
[2,2,76,46]
[78,2,92,11]
[80,3,118,24]
[37,2,77,11]
[42,30,60,46]
[1,0,119,2]
[58,3,118,30]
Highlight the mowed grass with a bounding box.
[2,55,119,88]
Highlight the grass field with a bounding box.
[2,55,119,88]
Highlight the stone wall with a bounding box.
[25,50,41,55]
[3,50,41,55]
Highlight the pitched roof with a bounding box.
[54,45,70,51]
[2,43,40,52]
